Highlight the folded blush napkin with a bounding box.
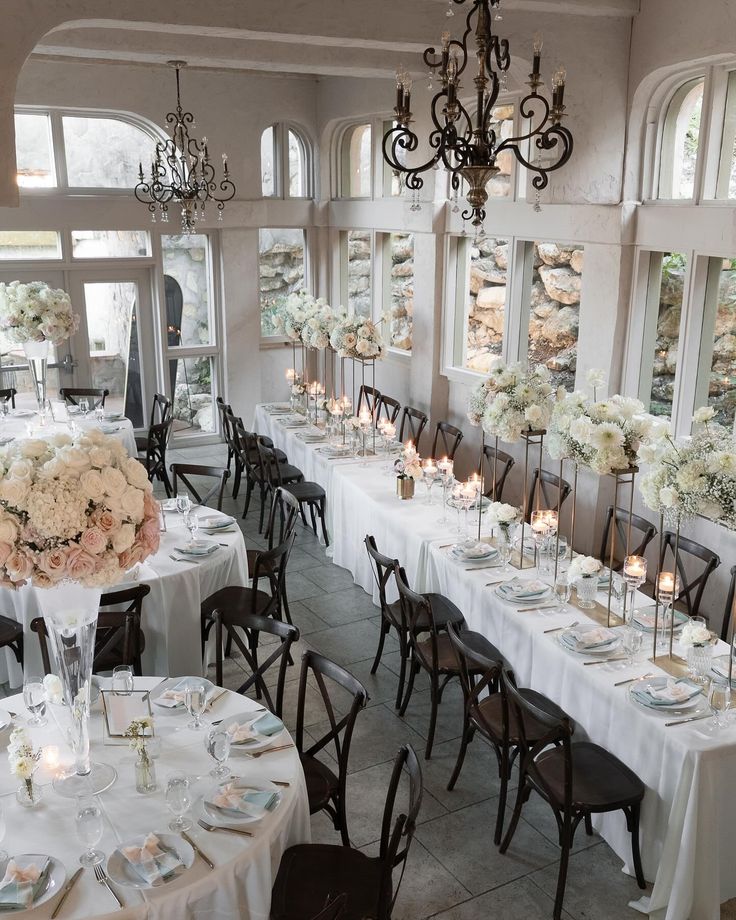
[500,578,548,599]
[227,712,284,743]
[0,859,50,911]
[639,680,701,704]
[156,679,212,709]
[119,834,182,885]
[206,783,279,819]
[567,627,616,649]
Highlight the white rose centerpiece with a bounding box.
[467,360,556,443]
[330,313,384,360]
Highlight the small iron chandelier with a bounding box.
[383,0,573,229]
[135,61,235,233]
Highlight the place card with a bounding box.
[102,690,154,743]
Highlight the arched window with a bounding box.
[340,123,372,198]
[657,77,704,200]
[15,107,161,191]
[260,123,312,199]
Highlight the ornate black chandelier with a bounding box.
[383,0,573,229]
[135,61,235,234]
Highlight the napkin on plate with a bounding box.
[173,542,218,557]
[563,627,616,650]
[155,680,213,709]
[227,712,284,743]
[205,783,279,819]
[455,542,495,559]
[199,515,235,531]
[498,578,548,599]
[119,834,183,885]
[634,679,701,706]
[0,859,50,911]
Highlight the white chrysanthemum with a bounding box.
[590,422,625,452]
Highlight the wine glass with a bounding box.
[622,627,643,667]
[23,675,47,726]
[176,494,191,516]
[553,576,571,610]
[79,397,89,419]
[707,680,733,730]
[165,772,192,832]
[76,796,104,867]
[205,728,232,778]
[184,683,207,730]
[183,510,200,546]
[95,405,104,423]
[111,665,134,696]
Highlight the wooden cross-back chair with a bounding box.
[169,463,230,511]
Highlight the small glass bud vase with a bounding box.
[135,755,157,795]
[576,575,598,609]
[397,477,415,500]
[16,779,43,808]
[687,642,715,683]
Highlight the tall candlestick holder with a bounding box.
[650,516,688,677]
[603,467,637,627]
[513,429,545,570]
[623,555,647,627]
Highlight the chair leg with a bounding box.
[395,633,408,710]
[214,613,224,689]
[494,744,510,846]
[308,501,318,538]
[319,498,329,547]
[371,619,390,674]
[628,804,646,889]
[258,487,267,533]
[447,717,472,790]
[399,658,419,717]
[242,479,253,520]
[425,673,440,759]
[298,501,309,528]
[584,813,593,836]
[553,816,573,920]
[499,776,530,854]
[232,462,242,499]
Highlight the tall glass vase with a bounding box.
[23,340,49,411]
[35,581,117,797]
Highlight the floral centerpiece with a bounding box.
[0,430,161,795]
[301,302,343,350]
[486,502,522,534]
[467,360,555,442]
[547,393,665,476]
[568,555,602,608]
[394,442,422,499]
[0,280,80,409]
[272,291,317,343]
[330,314,384,360]
[638,407,736,530]
[125,716,157,794]
[8,727,42,807]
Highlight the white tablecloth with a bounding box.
[0,509,248,688]
[0,412,137,457]
[0,677,310,920]
[252,405,736,920]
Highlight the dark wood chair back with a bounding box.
[211,611,298,717]
[722,565,736,642]
[357,384,381,418]
[447,623,503,730]
[311,894,348,920]
[376,394,401,425]
[365,535,399,616]
[265,486,302,547]
[149,393,172,427]
[0,388,16,408]
[659,531,720,619]
[431,421,463,460]
[598,506,657,571]
[376,744,423,919]
[142,418,173,495]
[524,468,572,522]
[394,565,437,672]
[60,387,109,409]
[482,443,515,500]
[295,650,368,840]
[398,406,428,449]
[170,463,230,510]
[32,584,150,676]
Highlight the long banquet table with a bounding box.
[0,676,310,919]
[0,507,248,688]
[254,402,736,920]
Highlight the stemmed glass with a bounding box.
[656,573,681,651]
[166,772,193,831]
[530,511,550,575]
[421,460,438,505]
[184,682,207,730]
[79,397,89,419]
[183,510,200,546]
[707,680,733,731]
[622,627,643,667]
[111,665,134,696]
[553,576,571,610]
[95,405,104,423]
[176,494,191,516]
[23,675,47,726]
[205,728,232,778]
[436,460,454,525]
[76,796,104,867]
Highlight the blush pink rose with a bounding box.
[0,542,12,567]
[66,547,97,581]
[96,510,122,535]
[143,492,160,518]
[118,543,145,570]
[6,550,34,583]
[80,527,107,555]
[140,519,161,556]
[0,575,18,591]
[32,572,54,589]
[38,548,68,580]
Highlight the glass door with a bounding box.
[0,269,71,411]
[69,269,156,428]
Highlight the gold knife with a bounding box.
[205,689,228,711]
[181,831,215,869]
[583,657,628,666]
[665,713,712,727]
[51,867,84,918]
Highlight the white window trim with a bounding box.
[261,122,315,200]
[258,226,310,344]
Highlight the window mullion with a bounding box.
[693,68,716,203]
[49,111,68,190]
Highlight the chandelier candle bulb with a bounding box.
[532,32,543,77]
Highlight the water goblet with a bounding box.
[707,680,733,730]
[183,510,200,546]
[610,573,627,619]
[205,728,232,778]
[95,405,104,423]
[165,772,193,831]
[553,576,571,610]
[23,675,47,727]
[76,796,104,867]
[176,494,191,516]
[184,683,207,730]
[111,665,134,696]
[79,397,89,418]
[622,626,643,667]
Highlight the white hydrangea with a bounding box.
[0,281,79,346]
[466,361,556,443]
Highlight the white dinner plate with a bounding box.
[219,711,287,753]
[558,625,621,655]
[450,543,498,562]
[106,834,194,889]
[104,412,125,421]
[202,779,281,826]
[198,515,236,531]
[150,677,216,712]
[0,709,12,733]
[173,541,218,557]
[9,409,34,418]
[1,855,66,911]
[629,676,703,712]
[712,656,736,686]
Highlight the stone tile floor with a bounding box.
[5,440,732,919]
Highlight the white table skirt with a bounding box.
[1,412,138,457]
[0,677,311,920]
[0,509,248,687]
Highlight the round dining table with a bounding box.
[0,507,248,689]
[0,677,310,919]
[0,410,137,458]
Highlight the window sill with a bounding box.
[441,365,486,387]
[385,347,411,365]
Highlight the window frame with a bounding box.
[261,122,314,200]
[258,227,310,344]
[336,121,374,200]
[14,105,164,196]
[379,230,414,355]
